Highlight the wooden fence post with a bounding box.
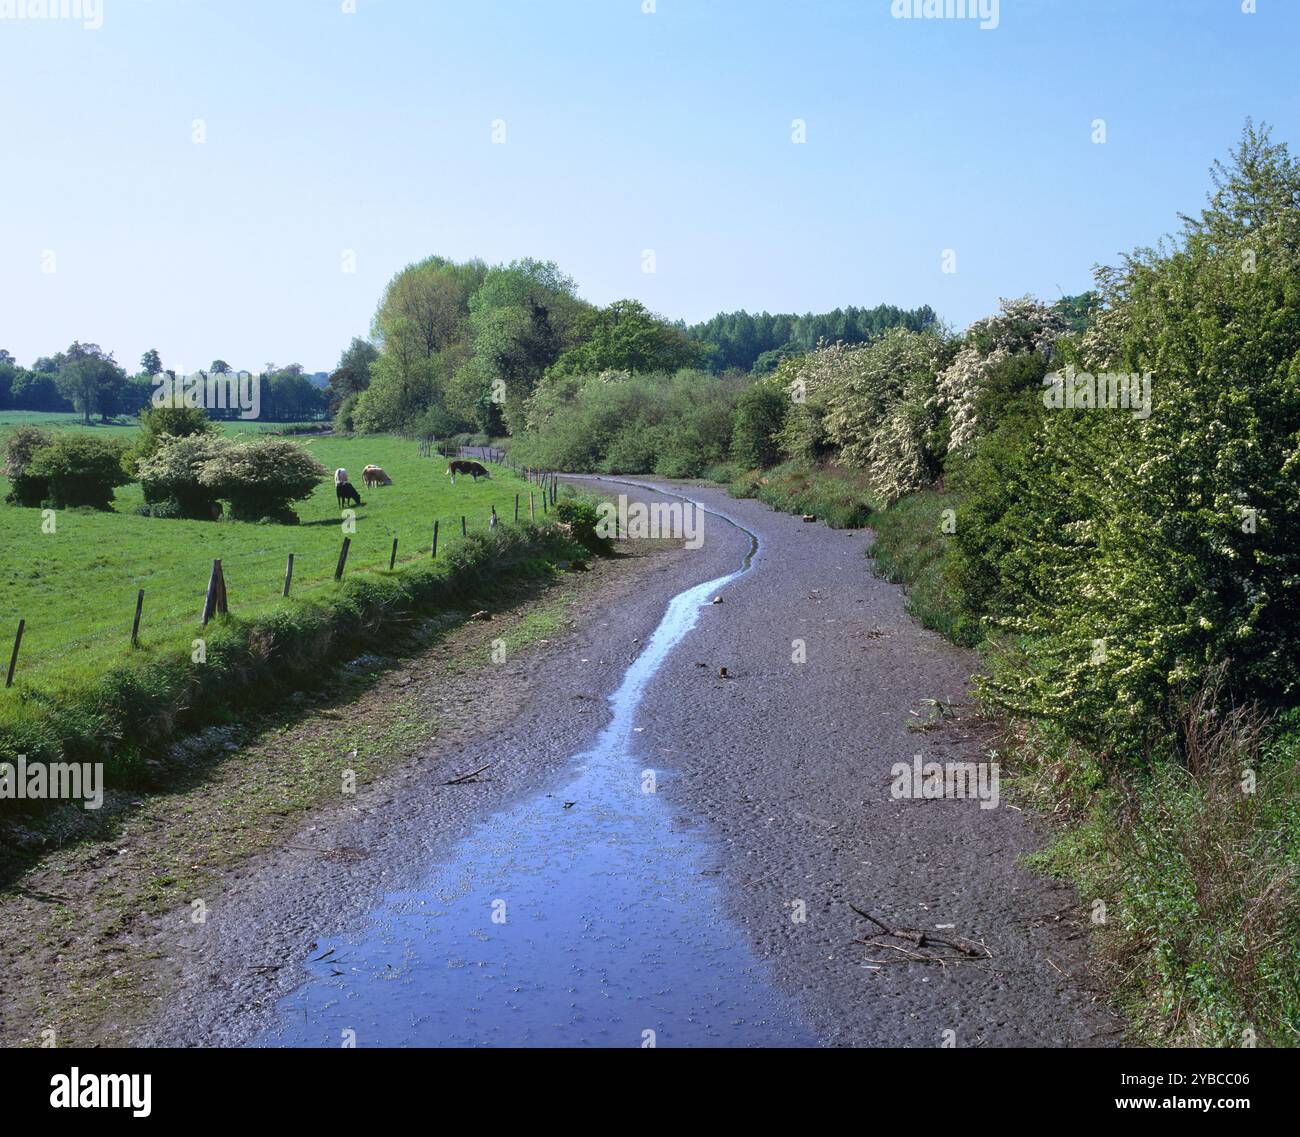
[283,553,294,597]
[335,537,351,581]
[389,537,398,571]
[529,491,535,520]
[514,493,519,522]
[461,515,467,537]
[5,619,24,688]
[202,560,222,625]
[131,589,145,647]
[432,519,439,558]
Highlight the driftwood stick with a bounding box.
[443,762,493,785]
[847,903,991,958]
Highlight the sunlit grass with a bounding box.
[0,432,533,692]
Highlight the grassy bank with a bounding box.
[0,518,591,831]
[720,461,875,528]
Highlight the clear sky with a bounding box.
[1,0,1296,375]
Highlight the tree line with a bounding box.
[323,255,941,442]
[0,347,331,423]
[684,303,940,373]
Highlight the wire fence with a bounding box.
[2,448,567,691]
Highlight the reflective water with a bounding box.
[256,499,812,1047]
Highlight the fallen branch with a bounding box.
[444,762,493,785]
[847,903,992,959]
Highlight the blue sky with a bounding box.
[1,0,1296,374]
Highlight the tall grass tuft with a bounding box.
[864,486,975,645]
[1021,676,1300,1046]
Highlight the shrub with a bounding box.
[124,405,215,475]
[514,369,741,477]
[137,433,231,519]
[553,498,614,555]
[2,425,52,506]
[332,390,359,434]
[133,500,186,519]
[199,437,328,522]
[952,126,1300,746]
[25,434,131,509]
[936,296,1067,456]
[820,327,955,504]
[730,379,788,468]
[601,426,658,474]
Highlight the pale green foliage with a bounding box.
[512,369,739,476]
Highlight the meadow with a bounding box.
[0,426,537,693]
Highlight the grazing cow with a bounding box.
[336,480,363,508]
[335,467,348,486]
[362,464,393,488]
[446,459,489,482]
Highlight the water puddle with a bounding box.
[255,492,812,1048]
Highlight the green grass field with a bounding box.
[0,429,537,692]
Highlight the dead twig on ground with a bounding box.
[847,903,993,960]
[443,762,492,785]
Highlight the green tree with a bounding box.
[140,348,163,376]
[463,259,586,432]
[730,379,789,468]
[55,342,128,424]
[328,336,379,411]
[550,300,703,377]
